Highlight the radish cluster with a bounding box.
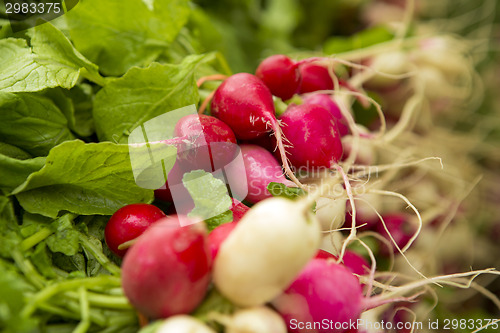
[103,50,482,333]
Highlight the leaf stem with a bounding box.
[79,233,121,276]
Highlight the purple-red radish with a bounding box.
[303,94,349,136]
[298,62,334,94]
[121,216,211,319]
[214,197,321,306]
[104,204,165,257]
[154,161,183,203]
[239,144,295,203]
[315,249,369,277]
[226,306,288,333]
[210,73,299,185]
[255,55,301,100]
[156,315,216,333]
[279,103,343,169]
[272,259,363,333]
[376,214,416,255]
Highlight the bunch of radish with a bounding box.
[103,46,499,333]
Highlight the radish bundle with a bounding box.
[1,1,498,332]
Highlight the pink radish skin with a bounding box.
[298,63,334,94]
[210,73,298,185]
[272,259,363,333]
[279,103,343,169]
[303,94,349,136]
[240,144,295,203]
[315,250,369,277]
[256,55,301,101]
[104,204,165,257]
[121,216,212,319]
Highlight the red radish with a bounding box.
[208,199,249,260]
[214,197,321,306]
[210,73,298,184]
[154,161,183,203]
[208,222,237,260]
[121,216,211,319]
[255,55,301,100]
[238,144,295,203]
[376,214,416,255]
[154,114,237,202]
[231,198,250,222]
[104,204,165,257]
[303,94,349,136]
[174,114,238,171]
[298,62,334,94]
[156,315,216,333]
[272,259,363,333]
[315,249,336,260]
[279,103,343,169]
[315,249,369,277]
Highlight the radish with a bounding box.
[104,204,165,257]
[315,197,347,231]
[376,213,416,255]
[255,55,301,100]
[208,222,237,260]
[315,249,369,277]
[279,103,343,169]
[156,315,216,333]
[213,197,321,306]
[272,259,364,333]
[303,94,349,136]
[239,144,296,203]
[230,198,250,222]
[154,114,237,202]
[121,216,211,319]
[298,62,334,94]
[210,73,299,184]
[226,306,288,333]
[174,114,237,171]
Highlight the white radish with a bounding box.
[315,197,347,231]
[156,315,216,333]
[213,197,322,306]
[225,306,287,333]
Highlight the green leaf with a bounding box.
[0,92,76,156]
[0,262,38,332]
[46,214,80,256]
[0,154,45,193]
[66,0,191,76]
[267,182,307,200]
[13,140,154,218]
[323,25,394,54]
[204,210,233,232]
[93,55,206,143]
[0,142,31,160]
[0,22,101,92]
[42,85,95,138]
[182,170,232,225]
[0,196,21,259]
